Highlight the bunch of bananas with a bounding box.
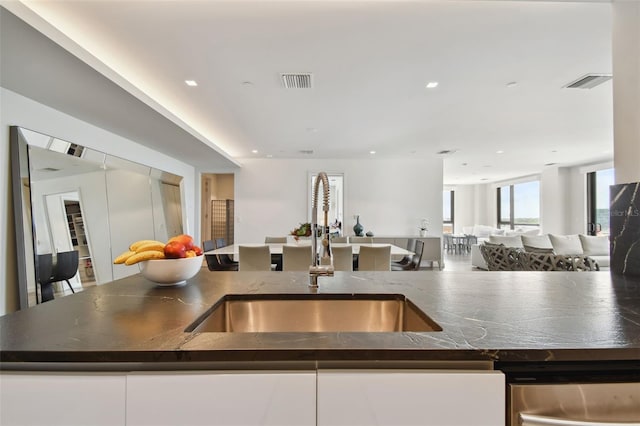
[113,240,166,265]
[114,234,203,266]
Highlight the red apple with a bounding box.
[168,234,195,250]
[164,240,187,258]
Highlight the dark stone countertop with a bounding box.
[1,270,639,369]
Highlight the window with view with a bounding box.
[443,190,454,233]
[587,168,614,236]
[497,181,540,230]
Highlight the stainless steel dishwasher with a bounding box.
[503,361,640,426]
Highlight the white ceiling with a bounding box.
[3,0,614,184]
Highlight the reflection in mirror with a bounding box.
[10,126,184,309]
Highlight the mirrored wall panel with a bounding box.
[11,126,184,309]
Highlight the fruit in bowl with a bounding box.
[138,255,202,286]
[114,235,203,285]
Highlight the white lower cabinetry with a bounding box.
[125,371,317,426]
[1,369,504,426]
[0,372,126,426]
[317,370,505,426]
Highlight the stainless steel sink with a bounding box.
[185,294,442,333]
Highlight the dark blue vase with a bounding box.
[353,215,364,237]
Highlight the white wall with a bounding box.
[451,185,475,234]
[1,88,196,315]
[234,158,443,244]
[612,1,640,185]
[540,166,569,234]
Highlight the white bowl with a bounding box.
[138,255,203,286]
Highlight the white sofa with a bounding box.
[471,233,610,270]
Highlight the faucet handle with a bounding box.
[309,264,334,288]
[309,264,334,275]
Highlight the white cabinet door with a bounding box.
[126,371,316,426]
[0,372,126,426]
[317,370,504,426]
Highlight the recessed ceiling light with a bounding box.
[370,151,376,155]
[251,150,258,154]
[185,80,198,87]
[506,82,518,88]
[426,82,439,89]
[266,154,273,158]
[306,127,318,133]
[241,81,254,86]
[496,150,504,154]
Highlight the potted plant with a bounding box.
[290,222,312,241]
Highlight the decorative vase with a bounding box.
[353,216,364,237]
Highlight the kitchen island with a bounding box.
[2,270,639,363]
[1,270,639,425]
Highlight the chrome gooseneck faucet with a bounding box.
[309,172,334,287]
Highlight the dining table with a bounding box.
[205,242,414,258]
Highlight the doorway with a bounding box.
[43,191,95,298]
[201,173,235,246]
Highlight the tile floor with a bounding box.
[421,250,475,272]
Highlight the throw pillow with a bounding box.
[579,234,609,256]
[549,234,584,256]
[489,235,524,248]
[521,234,553,250]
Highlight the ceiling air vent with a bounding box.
[281,73,313,89]
[299,150,314,155]
[564,74,612,89]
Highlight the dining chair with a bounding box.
[332,245,353,271]
[35,253,54,303]
[203,240,238,271]
[51,250,79,294]
[213,238,239,267]
[282,245,312,271]
[392,238,416,266]
[264,237,286,270]
[350,236,373,244]
[392,240,424,271]
[239,245,272,271]
[358,245,391,271]
[331,236,348,243]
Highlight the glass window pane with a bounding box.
[513,181,540,226]
[500,186,511,223]
[443,191,451,222]
[596,168,614,235]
